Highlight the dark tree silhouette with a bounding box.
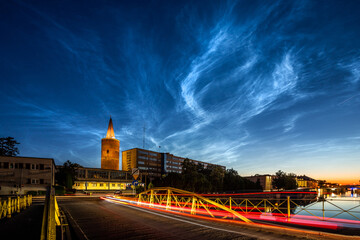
[272,170,298,190]
[56,160,83,190]
[0,137,20,156]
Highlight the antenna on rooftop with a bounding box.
[143,123,146,149]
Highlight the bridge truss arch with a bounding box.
[137,187,252,223]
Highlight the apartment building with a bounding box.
[122,148,225,177]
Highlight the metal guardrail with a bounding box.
[201,195,360,222]
[136,188,360,224]
[40,187,66,240]
[137,187,252,223]
[0,195,32,219]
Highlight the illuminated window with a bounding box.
[92,183,97,187]
[100,183,103,187]
[112,184,115,187]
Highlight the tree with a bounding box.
[209,165,225,192]
[0,137,20,156]
[56,160,82,190]
[272,170,298,190]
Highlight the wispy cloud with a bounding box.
[1,1,360,182]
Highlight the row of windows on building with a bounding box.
[11,179,48,184]
[138,150,158,157]
[167,166,182,170]
[167,161,182,165]
[138,166,160,171]
[138,161,160,167]
[76,170,128,180]
[138,155,158,161]
[2,179,48,185]
[74,183,123,187]
[0,162,50,170]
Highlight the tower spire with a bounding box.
[106,117,115,138]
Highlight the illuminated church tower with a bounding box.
[101,117,120,170]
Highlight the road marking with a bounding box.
[115,202,255,237]
[64,208,90,240]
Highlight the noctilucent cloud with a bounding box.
[1,1,359,184]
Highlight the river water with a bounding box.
[294,191,360,222]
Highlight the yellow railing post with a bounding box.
[287,196,290,220]
[7,197,11,218]
[191,196,197,215]
[17,196,20,213]
[23,196,25,209]
[150,190,154,207]
[137,193,142,205]
[245,199,247,213]
[229,197,232,210]
[264,199,266,213]
[166,190,171,210]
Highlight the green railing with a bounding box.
[0,195,32,219]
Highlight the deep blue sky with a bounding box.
[1,1,359,183]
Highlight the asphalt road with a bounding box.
[57,197,358,240]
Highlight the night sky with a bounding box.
[1,1,359,184]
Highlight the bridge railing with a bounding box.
[135,188,360,225]
[137,187,252,223]
[205,195,360,222]
[0,195,32,219]
[40,187,62,240]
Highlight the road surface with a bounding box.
[57,197,358,240]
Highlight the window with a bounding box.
[110,172,126,180]
[88,170,108,179]
[31,179,37,184]
[40,164,44,170]
[31,164,36,170]
[27,179,31,184]
[112,184,115,187]
[107,149,109,154]
[26,163,30,169]
[10,163,13,169]
[92,183,97,187]
[4,162,9,168]
[40,179,44,184]
[100,183,103,187]
[118,184,121,187]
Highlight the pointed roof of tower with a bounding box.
[106,117,116,139]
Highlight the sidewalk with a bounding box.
[0,202,44,240]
